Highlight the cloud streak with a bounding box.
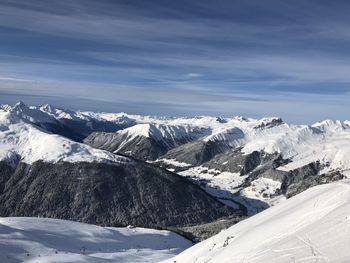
[0,0,350,122]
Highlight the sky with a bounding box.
[0,0,350,123]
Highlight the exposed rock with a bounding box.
[254,117,283,129]
[170,216,245,243]
[281,162,345,198]
[162,140,232,166]
[241,159,345,199]
[202,149,282,175]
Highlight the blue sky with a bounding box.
[0,0,350,123]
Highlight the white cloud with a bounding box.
[0,76,32,82]
[186,73,203,78]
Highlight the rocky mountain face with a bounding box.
[0,160,242,229]
[160,140,232,166]
[85,131,165,160]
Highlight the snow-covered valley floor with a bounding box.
[0,217,192,263]
[178,166,284,215]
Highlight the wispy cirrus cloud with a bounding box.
[0,0,350,122]
[0,76,32,82]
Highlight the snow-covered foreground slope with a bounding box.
[0,217,192,263]
[0,109,129,165]
[165,181,350,263]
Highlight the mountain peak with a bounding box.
[13,101,29,111]
[39,103,54,113]
[4,101,57,124]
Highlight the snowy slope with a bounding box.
[101,123,207,154]
[165,181,350,263]
[0,217,191,263]
[116,123,205,142]
[84,122,211,161]
[241,121,350,173]
[0,109,129,165]
[1,102,132,141]
[191,118,350,175]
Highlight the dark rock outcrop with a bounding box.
[203,150,282,175]
[280,162,345,198]
[241,159,345,199]
[162,140,232,166]
[171,216,245,243]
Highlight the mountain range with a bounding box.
[0,101,349,262]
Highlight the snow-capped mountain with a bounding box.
[0,103,242,235]
[0,107,129,166]
[3,102,349,176]
[85,111,350,176]
[3,101,58,124]
[2,102,349,218]
[1,101,350,262]
[85,123,209,160]
[0,217,192,263]
[1,102,130,141]
[165,181,350,263]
